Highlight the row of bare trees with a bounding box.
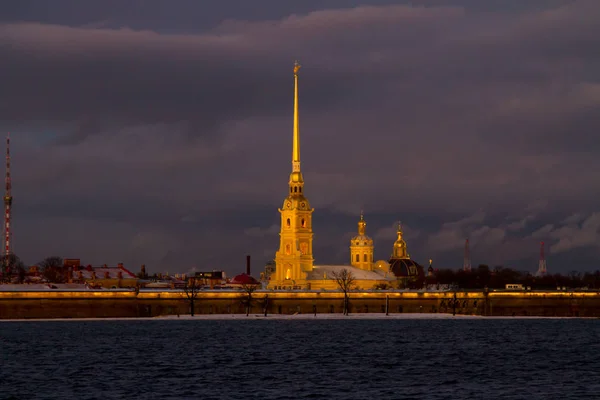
[433,265,600,289]
[182,269,359,317]
[183,278,261,317]
[0,255,66,284]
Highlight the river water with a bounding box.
[1,315,599,399]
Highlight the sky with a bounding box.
[1,0,599,275]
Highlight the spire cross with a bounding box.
[293,60,301,75]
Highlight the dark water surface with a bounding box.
[1,318,599,399]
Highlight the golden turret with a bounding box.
[357,210,366,236]
[350,210,374,271]
[392,221,410,259]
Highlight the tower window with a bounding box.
[301,218,306,228]
[363,254,367,262]
[286,218,291,228]
[294,187,297,193]
[285,244,291,255]
[290,187,293,193]
[355,254,359,263]
[299,187,302,193]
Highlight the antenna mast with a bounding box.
[4,133,12,259]
[537,241,547,276]
[463,239,471,272]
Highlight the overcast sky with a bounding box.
[1,0,599,275]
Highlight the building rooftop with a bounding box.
[307,265,394,281]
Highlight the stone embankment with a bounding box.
[1,290,598,319]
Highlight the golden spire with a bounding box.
[292,60,301,173]
[288,60,304,190]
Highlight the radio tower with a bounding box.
[537,241,547,276]
[463,239,471,272]
[3,133,12,259]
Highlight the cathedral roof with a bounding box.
[306,265,394,281]
[350,234,373,244]
[388,258,424,278]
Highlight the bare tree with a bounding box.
[331,269,356,315]
[257,294,270,317]
[239,283,258,316]
[38,256,65,283]
[183,277,202,316]
[1,254,24,283]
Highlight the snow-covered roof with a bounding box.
[0,283,90,291]
[71,267,137,280]
[307,265,395,281]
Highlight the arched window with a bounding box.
[286,218,291,228]
[294,187,297,193]
[285,244,291,255]
[301,218,306,228]
[299,187,302,193]
[290,187,293,193]
[363,254,367,262]
[355,254,359,263]
[285,269,291,280]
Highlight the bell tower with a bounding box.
[350,211,374,271]
[271,61,314,288]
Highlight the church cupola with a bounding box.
[350,211,374,271]
[392,222,410,259]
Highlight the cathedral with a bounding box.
[266,62,424,291]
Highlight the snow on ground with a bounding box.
[0,313,593,322]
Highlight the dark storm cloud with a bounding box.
[2,1,600,273]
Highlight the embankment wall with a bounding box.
[1,290,599,319]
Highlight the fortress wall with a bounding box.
[1,290,599,319]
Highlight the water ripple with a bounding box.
[1,319,600,399]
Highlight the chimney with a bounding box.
[117,271,123,280]
[117,263,124,269]
[104,271,110,279]
[246,255,251,275]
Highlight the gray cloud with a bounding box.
[2,1,600,273]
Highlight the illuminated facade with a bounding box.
[350,212,374,271]
[272,61,315,288]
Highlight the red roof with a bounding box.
[230,273,260,285]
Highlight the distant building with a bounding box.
[70,262,138,288]
[194,271,225,288]
[229,273,261,288]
